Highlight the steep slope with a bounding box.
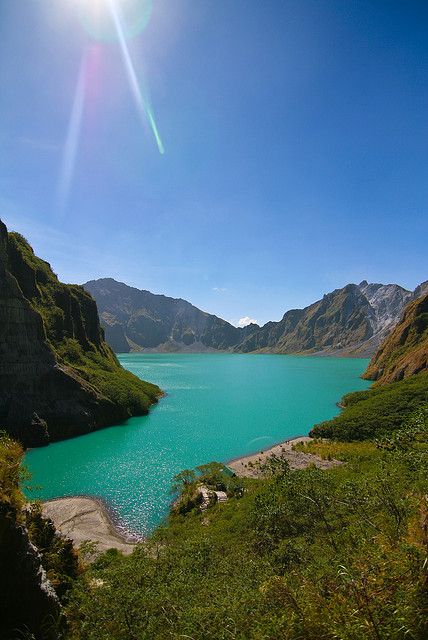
[0,435,60,639]
[363,291,428,384]
[0,220,161,447]
[84,278,258,352]
[236,281,422,356]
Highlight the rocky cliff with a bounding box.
[84,278,258,352]
[0,436,60,639]
[0,220,161,447]
[363,291,428,384]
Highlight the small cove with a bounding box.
[25,353,371,536]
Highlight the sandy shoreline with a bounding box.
[42,496,140,556]
[41,437,339,551]
[227,435,341,477]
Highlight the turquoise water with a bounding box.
[25,354,370,535]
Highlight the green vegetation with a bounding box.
[8,232,160,416]
[0,432,26,513]
[56,337,160,416]
[310,371,428,441]
[63,408,428,639]
[172,462,244,514]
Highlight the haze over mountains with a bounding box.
[84,278,428,357]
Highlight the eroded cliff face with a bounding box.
[0,219,160,447]
[237,284,377,355]
[363,291,428,384]
[0,436,61,640]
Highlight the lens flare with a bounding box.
[56,0,163,215]
[56,52,87,217]
[108,0,164,154]
[78,0,153,43]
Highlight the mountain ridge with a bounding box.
[84,277,258,353]
[85,277,426,357]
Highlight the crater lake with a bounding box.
[25,353,371,535]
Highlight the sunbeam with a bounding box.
[107,0,164,154]
[56,52,87,217]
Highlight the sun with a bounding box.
[76,0,153,43]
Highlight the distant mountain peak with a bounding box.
[84,278,259,353]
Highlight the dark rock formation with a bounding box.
[0,219,161,447]
[0,507,61,639]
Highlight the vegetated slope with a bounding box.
[310,293,428,441]
[0,220,160,447]
[363,291,428,384]
[66,410,428,639]
[236,281,420,357]
[0,433,82,639]
[310,371,428,440]
[84,278,258,352]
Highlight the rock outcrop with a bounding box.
[363,291,428,384]
[0,436,60,640]
[0,220,161,447]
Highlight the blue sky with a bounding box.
[0,0,427,326]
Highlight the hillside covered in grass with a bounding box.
[0,219,161,446]
[310,371,428,440]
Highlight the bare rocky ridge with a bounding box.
[236,280,426,357]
